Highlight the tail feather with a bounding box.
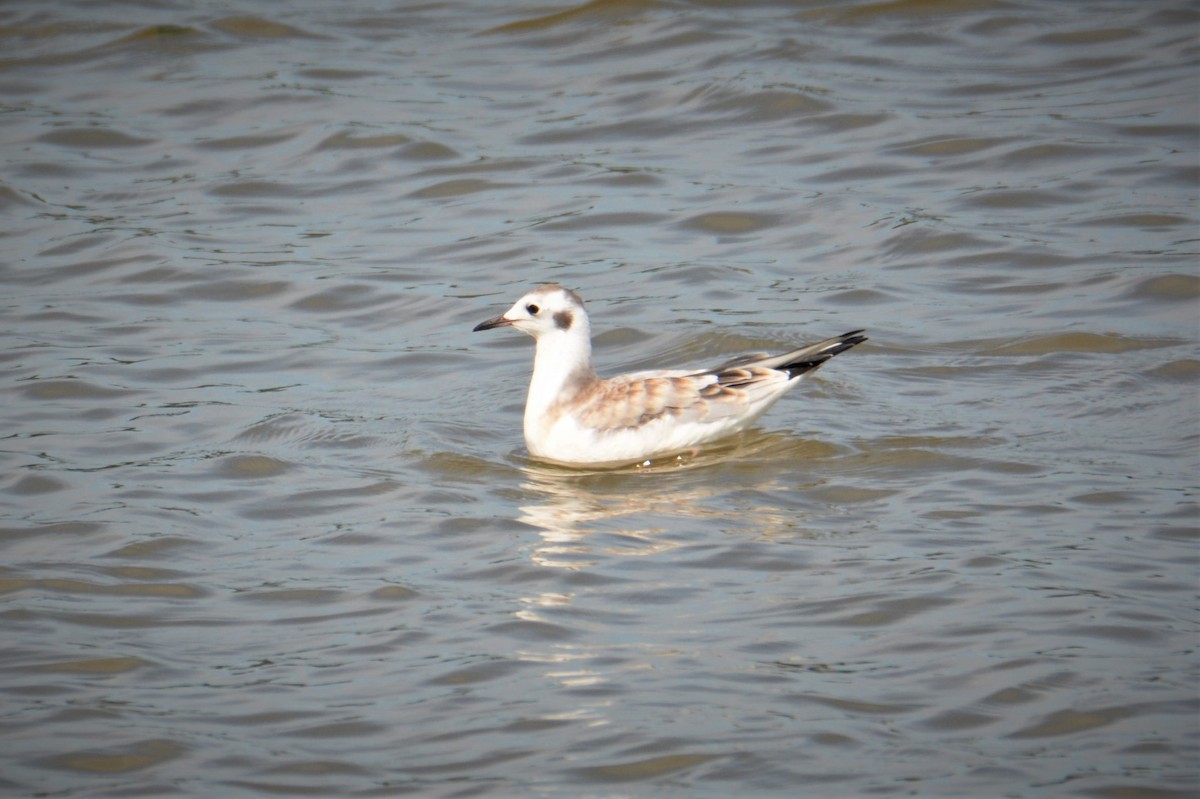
[776,330,867,379]
[698,330,867,383]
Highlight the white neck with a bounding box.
[524,323,596,421]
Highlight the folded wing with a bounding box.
[568,330,867,433]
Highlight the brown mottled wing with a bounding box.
[571,371,771,432]
[569,331,867,433]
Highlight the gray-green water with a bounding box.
[2,1,1197,797]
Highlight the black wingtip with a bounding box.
[782,330,867,378]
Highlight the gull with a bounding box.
[473,284,866,468]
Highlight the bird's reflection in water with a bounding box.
[518,463,705,569]
[514,429,840,570]
[508,431,844,704]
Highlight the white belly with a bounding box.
[525,409,763,468]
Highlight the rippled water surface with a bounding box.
[2,1,1198,797]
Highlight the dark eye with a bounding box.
[526,303,539,315]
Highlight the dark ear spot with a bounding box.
[553,310,573,331]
